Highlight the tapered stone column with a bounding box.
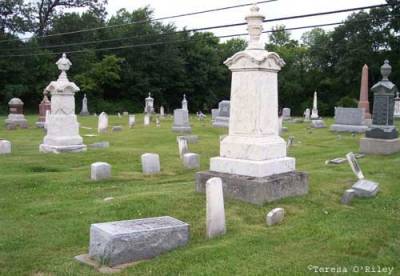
[358,64,372,120]
[40,53,86,153]
[196,5,308,205]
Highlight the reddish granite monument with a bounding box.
[36,91,51,128]
[5,98,28,129]
[358,64,372,120]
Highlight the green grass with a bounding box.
[0,115,399,276]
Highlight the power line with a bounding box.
[1,3,394,53]
[0,0,278,44]
[1,14,395,58]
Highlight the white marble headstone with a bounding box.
[206,177,226,239]
[98,112,108,133]
[346,152,364,180]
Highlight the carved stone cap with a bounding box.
[381,60,391,81]
[224,49,285,72]
[45,80,80,96]
[8,98,23,105]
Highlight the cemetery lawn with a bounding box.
[0,115,399,276]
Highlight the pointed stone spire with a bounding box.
[358,64,371,119]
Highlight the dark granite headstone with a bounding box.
[366,60,398,139]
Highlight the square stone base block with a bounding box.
[196,171,309,205]
[210,156,295,178]
[172,126,192,133]
[331,124,368,133]
[39,144,87,154]
[360,137,400,155]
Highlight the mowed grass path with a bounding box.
[0,115,399,276]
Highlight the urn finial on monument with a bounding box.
[56,53,72,81]
[381,60,391,81]
[245,4,265,50]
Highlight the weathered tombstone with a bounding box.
[82,216,189,267]
[39,54,87,153]
[91,162,111,181]
[36,91,51,128]
[5,98,28,129]
[156,117,160,127]
[206,178,226,238]
[182,94,188,111]
[141,153,160,175]
[266,208,285,226]
[326,158,346,165]
[172,109,191,133]
[98,112,108,133]
[177,135,199,144]
[144,113,150,126]
[183,153,200,169]
[330,108,368,133]
[346,152,379,197]
[123,111,129,116]
[89,141,110,149]
[112,126,123,132]
[212,100,230,128]
[358,64,372,122]
[304,108,311,122]
[177,137,189,158]
[128,115,136,128]
[196,5,308,205]
[395,92,400,118]
[360,60,400,155]
[80,94,90,116]
[144,93,154,114]
[211,109,219,122]
[160,106,165,118]
[0,140,11,154]
[286,136,294,149]
[282,108,291,120]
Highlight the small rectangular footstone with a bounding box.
[89,216,189,267]
[196,171,308,205]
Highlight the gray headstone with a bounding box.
[206,177,226,239]
[172,109,191,133]
[0,140,11,154]
[141,153,160,175]
[282,108,291,119]
[89,216,189,267]
[341,189,356,205]
[183,153,200,169]
[218,101,230,117]
[334,108,365,125]
[352,179,379,197]
[89,141,110,149]
[211,109,219,121]
[266,208,285,226]
[91,162,111,181]
[311,120,326,128]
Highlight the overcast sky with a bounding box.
[104,0,386,42]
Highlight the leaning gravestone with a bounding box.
[172,109,191,133]
[206,178,226,239]
[266,208,285,226]
[83,216,189,268]
[0,140,11,154]
[346,152,379,197]
[330,107,367,133]
[98,112,108,133]
[141,153,160,175]
[213,101,230,128]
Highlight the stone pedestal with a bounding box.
[40,54,86,153]
[172,109,191,133]
[5,98,28,129]
[198,5,308,205]
[360,137,400,155]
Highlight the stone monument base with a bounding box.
[39,144,87,154]
[366,125,398,140]
[330,124,368,133]
[196,170,308,205]
[212,117,229,128]
[5,119,28,129]
[360,137,400,155]
[172,126,192,133]
[310,119,326,128]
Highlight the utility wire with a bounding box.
[0,0,278,44]
[1,14,395,58]
[1,3,395,52]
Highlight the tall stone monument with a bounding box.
[80,94,90,116]
[310,91,326,128]
[5,98,28,129]
[358,64,372,121]
[144,93,154,114]
[360,60,400,155]
[182,94,188,111]
[40,53,86,153]
[36,91,51,128]
[196,5,308,205]
[394,92,400,119]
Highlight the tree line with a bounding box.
[0,0,399,115]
